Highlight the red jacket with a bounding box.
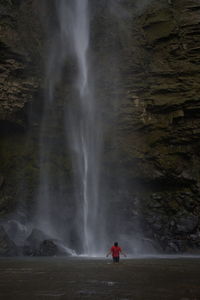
[111,246,122,257]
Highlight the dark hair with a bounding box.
[114,242,118,247]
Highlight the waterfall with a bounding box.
[34,0,155,257]
[35,0,103,256]
[64,0,103,255]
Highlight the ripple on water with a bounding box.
[87,279,117,286]
[37,291,65,297]
[4,268,33,273]
[78,290,97,295]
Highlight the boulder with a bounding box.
[166,241,180,253]
[26,228,51,249]
[22,245,35,256]
[0,226,18,256]
[23,228,72,256]
[175,215,199,234]
[24,228,52,256]
[38,240,58,256]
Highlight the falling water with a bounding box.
[35,0,103,256]
[65,0,103,255]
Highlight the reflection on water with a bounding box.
[0,257,200,299]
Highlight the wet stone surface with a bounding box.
[0,257,200,299]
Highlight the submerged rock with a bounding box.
[0,226,18,256]
[24,228,53,256]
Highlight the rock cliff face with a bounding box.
[0,0,44,126]
[1,0,200,253]
[91,0,200,252]
[0,0,44,215]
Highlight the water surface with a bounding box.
[0,257,200,299]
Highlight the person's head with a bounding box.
[114,242,118,247]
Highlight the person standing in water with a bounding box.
[106,242,127,263]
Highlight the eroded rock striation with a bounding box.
[116,0,200,252]
[0,0,46,216]
[0,0,44,127]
